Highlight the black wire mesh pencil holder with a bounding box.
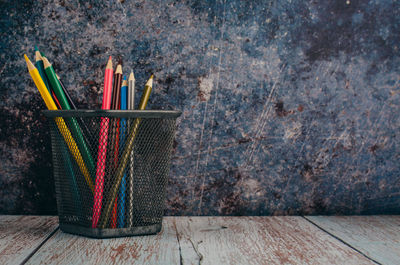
[43,110,181,238]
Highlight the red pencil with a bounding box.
[51,91,62,109]
[92,56,113,228]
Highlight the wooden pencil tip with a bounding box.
[129,71,135,81]
[146,74,154,87]
[34,45,38,51]
[106,56,113,69]
[122,79,128,87]
[42,56,51,68]
[24,54,35,70]
[115,64,122,74]
[35,50,42,61]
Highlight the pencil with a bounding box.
[24,54,94,193]
[109,63,123,228]
[51,90,62,109]
[99,75,153,228]
[128,71,135,110]
[56,74,76,109]
[61,143,83,218]
[39,52,64,108]
[127,71,135,228]
[56,74,93,144]
[34,47,51,94]
[92,56,113,228]
[43,57,96,179]
[118,76,128,228]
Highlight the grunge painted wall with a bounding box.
[1,0,399,215]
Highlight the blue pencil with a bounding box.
[118,76,128,228]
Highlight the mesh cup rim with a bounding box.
[43,110,182,118]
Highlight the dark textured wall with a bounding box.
[1,0,399,215]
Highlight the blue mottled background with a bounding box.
[1,0,399,215]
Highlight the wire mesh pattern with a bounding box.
[44,110,180,238]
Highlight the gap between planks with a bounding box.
[172,219,184,265]
[302,216,381,265]
[20,226,60,265]
[173,216,375,265]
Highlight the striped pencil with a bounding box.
[92,56,113,228]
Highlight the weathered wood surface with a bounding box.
[174,216,375,265]
[306,215,400,265]
[26,217,180,265]
[4,215,400,264]
[0,216,58,265]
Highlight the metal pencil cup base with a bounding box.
[44,110,181,238]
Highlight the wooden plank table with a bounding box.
[0,216,58,265]
[1,216,399,265]
[306,216,400,265]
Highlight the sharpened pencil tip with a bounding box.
[106,56,113,69]
[34,45,38,51]
[129,71,135,81]
[146,74,154,87]
[115,64,122,74]
[42,56,51,68]
[123,75,127,81]
[35,50,42,62]
[24,54,35,70]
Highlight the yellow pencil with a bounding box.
[24,54,94,193]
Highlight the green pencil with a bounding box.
[34,47,51,94]
[42,57,96,180]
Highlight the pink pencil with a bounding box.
[92,56,113,228]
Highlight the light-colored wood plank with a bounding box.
[0,215,58,265]
[306,215,400,265]
[174,216,375,265]
[26,217,180,265]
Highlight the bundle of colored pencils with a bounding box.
[24,48,154,229]
[92,56,153,229]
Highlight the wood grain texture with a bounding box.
[0,216,58,265]
[174,216,375,265]
[306,215,400,265]
[26,217,180,265]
